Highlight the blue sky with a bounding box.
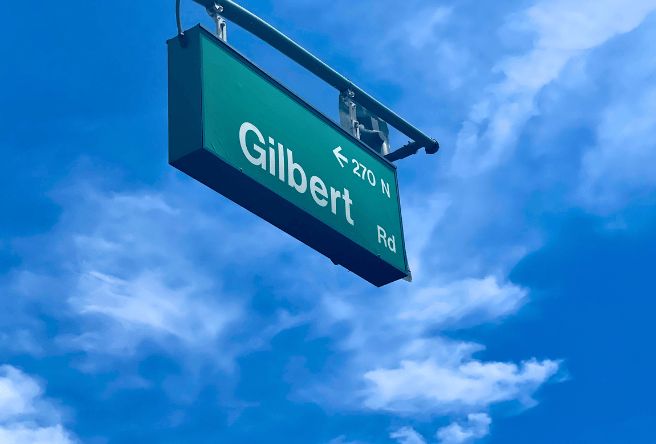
[1,0,655,443]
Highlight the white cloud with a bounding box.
[363,341,559,414]
[391,427,428,444]
[0,181,545,444]
[70,269,240,351]
[398,276,528,328]
[6,180,301,374]
[436,413,491,444]
[300,272,554,438]
[0,425,75,444]
[315,274,528,370]
[0,366,43,421]
[0,366,76,444]
[302,243,552,422]
[52,188,251,368]
[524,0,656,50]
[452,0,656,176]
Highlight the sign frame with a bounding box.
[168,25,410,286]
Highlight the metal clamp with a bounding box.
[343,89,360,139]
[207,3,227,42]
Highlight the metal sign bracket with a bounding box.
[344,89,360,140]
[207,4,227,42]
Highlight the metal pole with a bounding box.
[190,0,437,151]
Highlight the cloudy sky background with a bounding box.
[1,0,656,442]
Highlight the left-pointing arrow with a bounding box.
[333,146,348,168]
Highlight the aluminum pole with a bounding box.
[189,0,437,151]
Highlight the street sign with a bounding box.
[168,25,409,286]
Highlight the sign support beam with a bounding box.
[188,0,438,153]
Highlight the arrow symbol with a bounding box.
[333,146,348,168]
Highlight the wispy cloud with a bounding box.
[452,0,656,176]
[576,20,656,212]
[4,177,301,374]
[398,276,527,328]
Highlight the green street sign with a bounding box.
[167,25,409,286]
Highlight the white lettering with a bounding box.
[239,122,266,169]
[388,235,396,253]
[310,176,328,207]
[287,149,307,193]
[377,225,396,253]
[377,225,387,247]
[268,147,276,176]
[238,123,362,227]
[330,187,341,215]
[277,143,285,182]
[343,188,354,225]
[381,179,390,198]
[367,169,376,187]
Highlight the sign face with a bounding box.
[168,25,409,286]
